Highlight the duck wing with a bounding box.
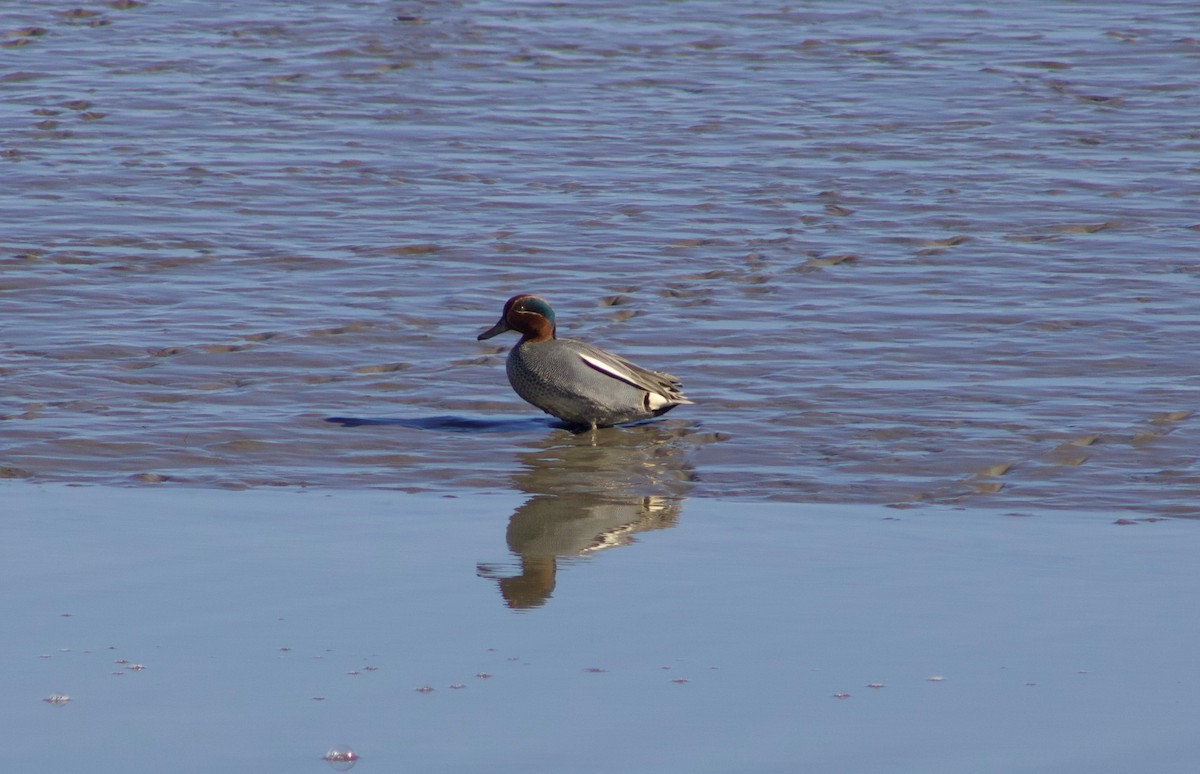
[571,341,692,405]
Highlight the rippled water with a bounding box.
[3,1,1199,515]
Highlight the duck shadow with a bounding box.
[325,414,552,433]
[327,411,703,610]
[325,414,677,435]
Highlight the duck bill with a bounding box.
[477,318,511,341]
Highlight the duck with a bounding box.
[477,294,692,429]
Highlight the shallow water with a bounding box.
[5,5,1200,769]
[3,2,1199,513]
[7,487,1200,773]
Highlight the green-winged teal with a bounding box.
[477,294,692,429]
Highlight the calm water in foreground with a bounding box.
[7,487,1200,773]
[3,1,1199,770]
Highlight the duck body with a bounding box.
[478,294,692,429]
[507,335,682,427]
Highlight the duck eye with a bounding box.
[511,298,552,322]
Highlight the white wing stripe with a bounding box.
[577,352,639,385]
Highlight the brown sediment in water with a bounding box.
[2,1,1197,517]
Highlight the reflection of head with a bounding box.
[496,556,557,610]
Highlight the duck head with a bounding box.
[478,294,557,343]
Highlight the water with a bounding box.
[6,487,1200,773]
[4,4,1200,770]
[4,1,1199,513]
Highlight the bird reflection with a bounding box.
[477,421,695,610]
